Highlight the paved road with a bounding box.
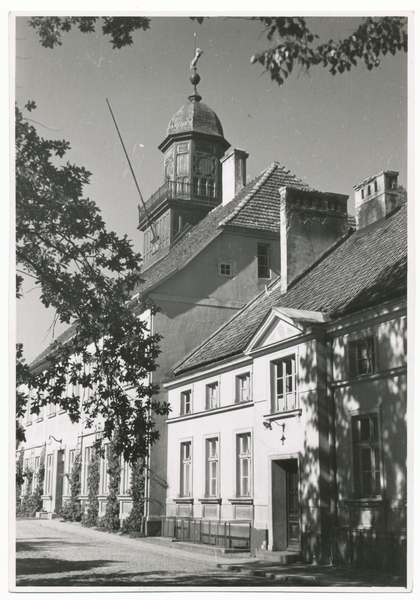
[14,518,277,589]
[14,518,407,590]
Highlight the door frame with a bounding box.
[268,453,300,552]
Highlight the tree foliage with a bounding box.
[28,16,151,49]
[250,16,408,86]
[16,102,167,463]
[27,15,407,86]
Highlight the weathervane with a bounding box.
[189,35,203,100]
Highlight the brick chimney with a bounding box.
[280,187,349,293]
[221,148,249,206]
[354,170,400,229]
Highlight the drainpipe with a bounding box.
[144,309,154,529]
[326,338,338,559]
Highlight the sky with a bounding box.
[13,13,409,364]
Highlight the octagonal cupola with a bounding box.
[138,57,231,267]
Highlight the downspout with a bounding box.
[144,309,153,527]
[326,337,338,561]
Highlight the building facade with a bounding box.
[163,181,407,573]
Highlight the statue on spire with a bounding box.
[190,48,203,70]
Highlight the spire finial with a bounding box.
[189,37,203,102]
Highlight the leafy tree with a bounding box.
[16,101,167,463]
[60,452,83,522]
[27,15,407,86]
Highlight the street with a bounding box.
[14,518,279,589]
[14,518,407,590]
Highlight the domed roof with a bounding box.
[166,95,225,139]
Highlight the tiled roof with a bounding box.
[219,163,309,231]
[173,204,407,375]
[136,162,307,293]
[31,161,305,368]
[166,97,225,138]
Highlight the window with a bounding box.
[26,398,32,425]
[374,179,378,192]
[257,244,270,278]
[236,373,251,403]
[206,382,219,410]
[367,184,371,196]
[45,454,53,495]
[219,262,232,277]
[349,337,376,376]
[180,442,192,497]
[352,413,381,497]
[48,401,56,417]
[33,456,40,492]
[206,438,219,497]
[273,356,297,412]
[121,460,131,495]
[82,447,91,495]
[180,390,192,415]
[100,444,109,495]
[66,449,75,495]
[361,189,365,200]
[237,433,251,497]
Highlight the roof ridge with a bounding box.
[218,162,279,228]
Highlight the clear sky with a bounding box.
[13,14,408,364]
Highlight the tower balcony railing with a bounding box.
[138,180,221,224]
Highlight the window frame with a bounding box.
[257,243,270,279]
[205,437,219,498]
[352,411,382,499]
[205,382,219,410]
[180,389,192,416]
[100,443,109,495]
[82,446,91,495]
[236,432,252,497]
[45,453,53,495]
[236,372,251,404]
[180,440,193,498]
[349,336,377,377]
[272,355,297,413]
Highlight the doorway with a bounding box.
[271,458,300,551]
[55,450,65,512]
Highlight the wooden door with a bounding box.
[55,450,65,512]
[286,463,300,549]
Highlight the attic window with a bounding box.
[219,262,232,277]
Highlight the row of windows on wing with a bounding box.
[179,432,252,498]
[179,337,377,418]
[24,377,95,425]
[179,415,381,500]
[22,446,132,498]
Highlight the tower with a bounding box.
[138,59,230,267]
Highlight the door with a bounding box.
[272,458,300,551]
[286,463,300,549]
[55,450,65,512]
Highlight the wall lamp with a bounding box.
[263,421,272,430]
[48,435,62,445]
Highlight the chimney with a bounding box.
[354,170,400,229]
[280,186,349,293]
[221,148,249,206]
